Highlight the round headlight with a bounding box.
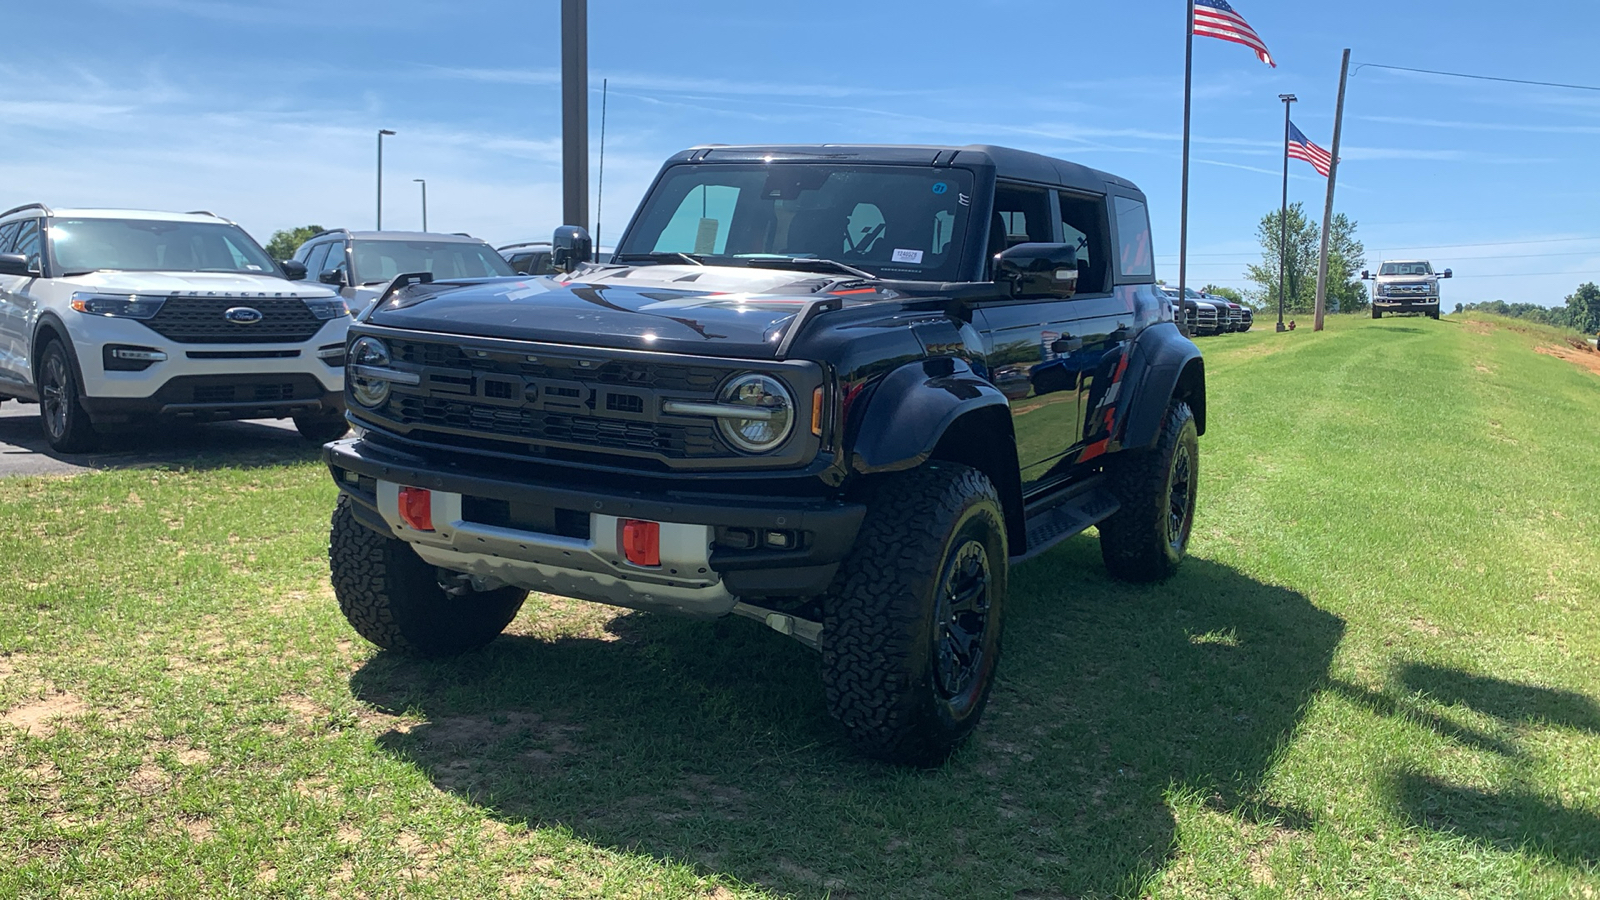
[349,336,392,409]
[717,374,794,453]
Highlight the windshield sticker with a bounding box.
[931,182,948,195]
[891,249,925,264]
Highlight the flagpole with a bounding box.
[1313,48,1351,332]
[1178,0,1194,337]
[1277,93,1296,332]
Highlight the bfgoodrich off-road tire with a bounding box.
[294,409,350,444]
[821,463,1009,767]
[37,340,99,453]
[1098,401,1199,583]
[328,494,527,656]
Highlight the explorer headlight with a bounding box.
[348,337,393,408]
[302,297,350,320]
[69,292,166,319]
[716,374,794,453]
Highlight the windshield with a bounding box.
[48,218,279,275]
[1380,262,1433,276]
[618,163,975,282]
[351,239,514,284]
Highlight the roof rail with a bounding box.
[0,202,53,219]
[185,210,219,217]
[451,232,474,238]
[497,241,550,250]
[310,228,351,239]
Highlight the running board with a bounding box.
[1014,478,1120,564]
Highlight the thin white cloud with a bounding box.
[1357,114,1600,136]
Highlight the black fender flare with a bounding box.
[848,358,1014,475]
[1117,321,1205,451]
[29,312,84,399]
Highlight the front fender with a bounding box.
[1118,322,1205,451]
[849,358,1012,474]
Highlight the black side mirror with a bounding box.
[1361,270,1371,280]
[552,225,593,274]
[995,243,1079,300]
[0,253,31,277]
[1440,269,1453,279]
[280,260,308,281]
[319,266,348,287]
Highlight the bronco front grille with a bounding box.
[143,297,324,344]
[389,395,722,458]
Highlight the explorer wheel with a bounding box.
[821,463,1008,767]
[1098,401,1198,583]
[37,341,98,453]
[294,409,349,444]
[329,494,528,656]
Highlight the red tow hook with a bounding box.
[398,487,434,532]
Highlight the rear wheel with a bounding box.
[329,495,528,656]
[1098,401,1199,583]
[821,464,1008,766]
[37,341,98,453]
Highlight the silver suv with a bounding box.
[290,230,515,311]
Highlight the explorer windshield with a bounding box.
[48,218,279,275]
[619,163,975,282]
[1380,262,1432,276]
[350,240,514,284]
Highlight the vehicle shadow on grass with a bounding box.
[1337,664,1600,867]
[350,538,1344,898]
[0,407,324,475]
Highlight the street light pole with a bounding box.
[414,179,427,232]
[1276,94,1296,333]
[376,129,396,231]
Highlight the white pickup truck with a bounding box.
[1363,260,1452,320]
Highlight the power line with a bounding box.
[1157,235,1600,260]
[1352,63,1600,93]
[1161,249,1600,264]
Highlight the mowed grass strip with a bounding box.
[0,311,1597,898]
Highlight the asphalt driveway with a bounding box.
[0,401,319,477]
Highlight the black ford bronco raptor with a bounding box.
[325,144,1205,766]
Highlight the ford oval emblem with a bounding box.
[224,306,264,324]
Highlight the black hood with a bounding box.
[362,266,847,358]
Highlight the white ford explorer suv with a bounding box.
[0,204,352,452]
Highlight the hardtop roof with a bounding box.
[674,143,1143,196]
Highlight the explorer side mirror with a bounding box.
[0,253,31,277]
[552,225,593,273]
[280,260,308,281]
[995,243,1079,300]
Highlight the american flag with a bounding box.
[1193,0,1275,68]
[1288,123,1333,177]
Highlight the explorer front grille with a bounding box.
[143,297,324,344]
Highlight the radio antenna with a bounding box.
[595,77,608,251]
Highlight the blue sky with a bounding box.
[4,0,1598,306]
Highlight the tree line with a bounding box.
[1459,284,1600,334]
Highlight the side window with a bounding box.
[988,184,1055,275]
[304,242,332,279]
[12,219,42,267]
[1113,196,1154,279]
[0,221,20,253]
[1058,191,1112,295]
[654,184,739,255]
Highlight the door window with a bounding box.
[1113,197,1153,279]
[12,220,42,268]
[304,243,333,279]
[1059,191,1112,295]
[0,221,19,253]
[988,184,1055,276]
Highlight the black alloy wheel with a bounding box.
[933,538,993,713]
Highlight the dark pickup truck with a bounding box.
[324,144,1205,765]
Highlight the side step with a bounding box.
[1014,477,1120,564]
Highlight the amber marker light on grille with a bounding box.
[811,386,823,436]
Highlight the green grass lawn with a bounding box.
[2,312,1598,898]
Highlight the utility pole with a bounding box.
[1276,94,1297,333]
[414,178,428,232]
[561,0,588,231]
[1314,49,1351,332]
[376,129,395,230]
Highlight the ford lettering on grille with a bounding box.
[224,306,264,324]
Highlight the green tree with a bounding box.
[264,224,325,261]
[1564,282,1600,334]
[1244,203,1367,314]
[1201,284,1246,306]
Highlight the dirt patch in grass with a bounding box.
[1,692,89,736]
[1535,344,1600,377]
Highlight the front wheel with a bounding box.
[1372,309,1382,319]
[329,495,528,656]
[1098,401,1199,583]
[295,409,350,444]
[822,463,1009,767]
[37,341,98,453]
[1428,310,1440,320]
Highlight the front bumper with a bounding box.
[1374,297,1439,313]
[80,374,343,425]
[325,437,865,618]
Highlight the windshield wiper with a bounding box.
[610,251,706,266]
[738,257,878,280]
